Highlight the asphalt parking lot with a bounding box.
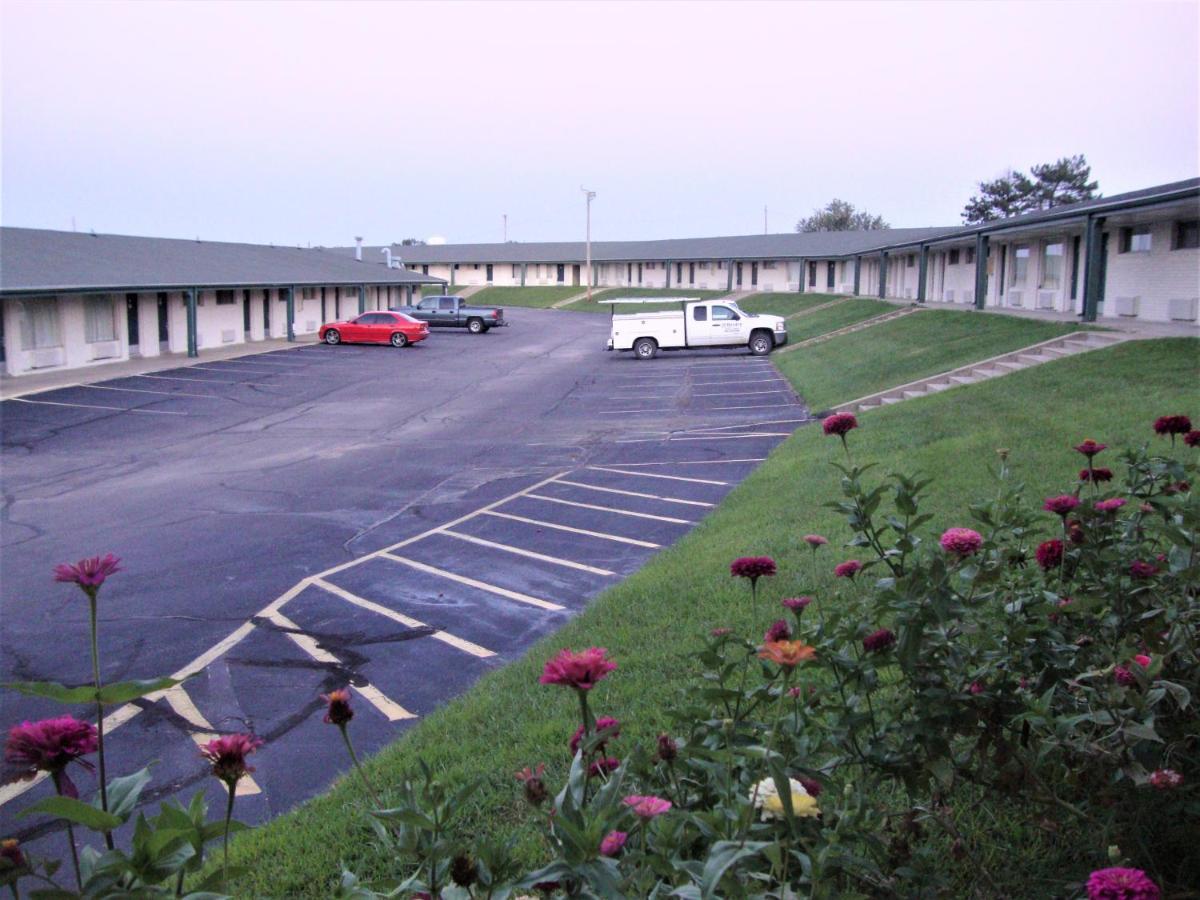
[0,307,808,851]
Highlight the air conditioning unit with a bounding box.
[1168,297,1198,321]
[89,341,121,361]
[1037,291,1058,309]
[221,329,237,344]
[763,283,775,291]
[1115,296,1140,317]
[1008,290,1024,307]
[30,347,66,369]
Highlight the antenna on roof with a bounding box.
[764,205,768,234]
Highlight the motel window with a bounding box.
[84,295,117,343]
[473,264,479,270]
[717,261,726,270]
[763,260,776,270]
[1011,245,1031,285]
[1173,220,1199,250]
[965,247,976,265]
[1041,243,1064,290]
[512,265,520,277]
[699,261,709,269]
[645,262,655,270]
[215,290,237,305]
[1119,227,1152,253]
[19,298,60,350]
[299,287,318,300]
[948,249,960,265]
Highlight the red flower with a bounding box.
[1079,467,1113,483]
[321,688,353,726]
[4,716,98,799]
[1074,439,1107,458]
[968,680,984,695]
[822,412,858,437]
[730,556,777,582]
[782,596,812,611]
[588,756,620,778]
[834,559,862,578]
[53,554,122,593]
[1149,769,1183,789]
[655,733,678,763]
[939,527,983,557]
[1095,497,1126,513]
[1085,866,1160,900]
[539,647,616,691]
[1185,430,1200,447]
[1133,654,1151,668]
[1129,560,1159,579]
[1043,495,1081,516]
[797,776,822,797]
[1113,666,1137,687]
[199,733,263,788]
[764,619,791,642]
[569,716,620,754]
[600,830,628,857]
[623,794,672,819]
[803,534,829,548]
[1035,539,1063,570]
[1153,414,1192,436]
[862,628,896,653]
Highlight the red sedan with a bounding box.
[319,311,429,348]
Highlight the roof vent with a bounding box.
[381,247,393,268]
[355,236,363,261]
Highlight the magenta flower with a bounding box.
[1085,866,1160,900]
[655,733,678,762]
[834,559,862,579]
[1035,539,1064,570]
[1153,414,1192,437]
[1074,439,1107,458]
[1185,430,1200,447]
[4,716,98,799]
[710,627,732,638]
[539,647,617,691]
[599,830,628,857]
[822,412,858,437]
[797,776,822,797]
[1079,467,1114,483]
[939,527,983,557]
[1114,666,1137,687]
[782,596,812,611]
[199,733,263,788]
[1129,560,1159,579]
[862,628,896,653]
[1043,495,1081,516]
[1149,769,1183,789]
[730,556,777,583]
[588,756,620,778]
[764,619,791,642]
[968,680,984,695]
[802,534,828,548]
[53,554,122,593]
[570,716,620,754]
[623,794,672,819]
[1095,497,1126,513]
[1133,654,1151,668]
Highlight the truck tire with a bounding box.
[324,330,341,345]
[633,337,658,360]
[390,332,408,348]
[467,317,485,334]
[749,330,774,356]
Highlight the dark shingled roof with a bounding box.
[0,227,447,295]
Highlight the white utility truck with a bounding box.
[605,298,788,360]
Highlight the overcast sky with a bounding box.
[2,0,1197,247]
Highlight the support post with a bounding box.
[1081,215,1106,323]
[520,263,527,287]
[797,259,805,293]
[185,288,198,358]
[726,259,734,292]
[853,257,861,296]
[974,234,989,309]
[285,286,295,342]
[877,252,888,299]
[358,284,366,315]
[665,260,672,289]
[917,245,929,303]
[406,286,413,304]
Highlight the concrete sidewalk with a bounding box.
[0,334,320,400]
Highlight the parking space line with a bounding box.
[380,552,566,610]
[683,418,809,432]
[265,610,417,721]
[692,378,785,386]
[185,364,281,375]
[556,479,713,508]
[134,373,239,384]
[79,384,218,399]
[192,359,295,370]
[527,493,694,524]
[441,529,616,576]
[694,389,788,397]
[10,397,187,415]
[710,404,795,411]
[312,577,495,658]
[482,509,661,548]
[616,433,789,443]
[162,686,262,796]
[586,465,727,486]
[601,457,767,467]
[598,408,675,415]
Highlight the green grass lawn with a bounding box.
[781,297,894,342]
[465,286,584,308]
[563,287,727,314]
[216,337,1199,896]
[776,307,1087,411]
[736,291,843,316]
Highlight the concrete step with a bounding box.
[994,360,1028,371]
[879,396,903,405]
[974,368,1004,378]
[1018,353,1053,365]
[1041,346,1071,357]
[949,375,979,385]
[925,382,952,392]
[902,390,926,400]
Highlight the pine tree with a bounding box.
[796,199,889,232]
[962,156,1099,223]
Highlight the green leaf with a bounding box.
[700,840,770,900]
[96,676,182,705]
[104,765,153,820]
[3,680,98,704]
[19,796,122,832]
[372,807,436,831]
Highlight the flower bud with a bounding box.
[656,733,678,763]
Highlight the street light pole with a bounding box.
[582,187,596,302]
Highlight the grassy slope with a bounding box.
[782,297,894,342]
[777,308,1087,411]
[736,292,843,316]
[466,286,583,308]
[564,287,727,314]
[221,338,1199,896]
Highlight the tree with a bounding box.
[400,237,426,246]
[962,155,1099,223]
[796,199,889,232]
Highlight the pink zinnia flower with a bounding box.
[1129,560,1158,579]
[199,733,263,788]
[569,716,620,754]
[730,556,776,582]
[862,628,896,653]
[787,686,803,698]
[1036,539,1063,570]
[600,830,628,857]
[764,619,791,642]
[1149,769,1183,789]
[1185,430,1200,447]
[4,716,98,799]
[940,527,983,557]
[539,647,617,691]
[1085,866,1160,900]
[1113,666,1137,687]
[1095,497,1126,513]
[834,559,862,578]
[1043,495,1081,516]
[588,756,620,778]
[1079,467,1114,483]
[803,534,828,548]
[1153,414,1192,437]
[53,554,122,593]
[623,794,672,819]
[1133,654,1151,668]
[1074,439,1107,458]
[782,596,812,611]
[321,688,353,726]
[968,680,984,695]
[822,412,858,437]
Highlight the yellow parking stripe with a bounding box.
[381,552,565,611]
[482,509,661,548]
[441,529,615,576]
[586,465,727,486]
[554,479,714,508]
[162,686,262,796]
[526,493,694,524]
[311,578,495,658]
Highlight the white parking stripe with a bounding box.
[694,389,788,397]
[185,364,281,375]
[602,457,767,467]
[441,529,616,576]
[710,404,795,411]
[692,378,785,386]
[482,509,661,548]
[527,493,694,524]
[312,578,495,658]
[79,384,217,399]
[556,479,714,507]
[135,373,239,384]
[11,397,187,415]
[599,408,675,415]
[616,433,788,443]
[381,552,566,611]
[586,465,728,486]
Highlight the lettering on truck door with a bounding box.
[710,304,743,344]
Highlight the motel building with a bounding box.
[353,177,1199,326]
[0,228,445,378]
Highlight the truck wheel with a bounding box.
[324,330,341,345]
[390,332,408,348]
[633,337,658,360]
[467,318,485,334]
[749,331,774,356]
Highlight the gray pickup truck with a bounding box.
[391,295,507,334]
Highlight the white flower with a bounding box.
[749,776,819,821]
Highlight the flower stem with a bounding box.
[340,726,382,809]
[52,774,82,891]
[222,781,236,886]
[87,593,113,851]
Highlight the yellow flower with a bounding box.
[751,777,821,821]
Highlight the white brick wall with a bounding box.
[1103,221,1200,322]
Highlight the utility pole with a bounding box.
[582,187,596,302]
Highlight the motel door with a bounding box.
[751,262,758,287]
[156,293,169,350]
[556,264,565,284]
[827,262,836,290]
[126,294,140,352]
[486,264,494,282]
[736,262,744,287]
[688,262,695,285]
[243,291,252,336]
